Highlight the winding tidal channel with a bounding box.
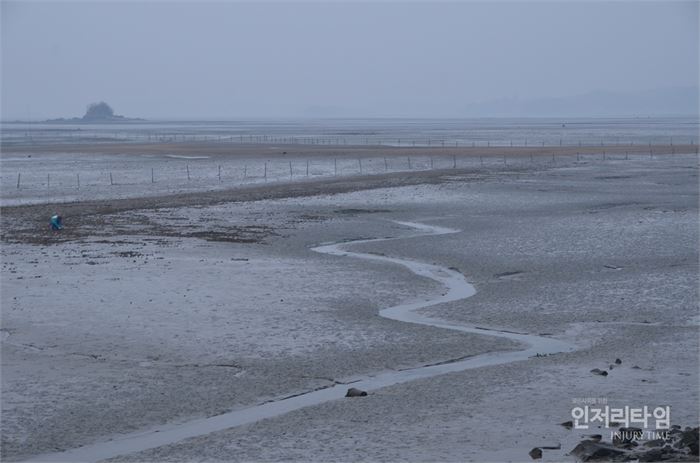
[30,221,575,462]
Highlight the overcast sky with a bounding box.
[1,1,698,119]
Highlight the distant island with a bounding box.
[46,102,144,122]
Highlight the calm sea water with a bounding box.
[1,117,698,147]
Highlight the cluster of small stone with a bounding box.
[562,425,698,462]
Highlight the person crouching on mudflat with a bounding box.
[50,214,63,231]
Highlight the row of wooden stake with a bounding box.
[14,149,695,190]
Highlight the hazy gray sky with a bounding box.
[1,1,698,119]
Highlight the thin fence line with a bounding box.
[4,131,699,148]
[6,150,698,205]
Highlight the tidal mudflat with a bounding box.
[1,151,697,462]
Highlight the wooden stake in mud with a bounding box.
[77,173,80,189]
[408,157,412,169]
[109,172,113,185]
[334,158,337,176]
[530,154,534,163]
[16,173,20,189]
[576,152,580,161]
[453,154,457,169]
[430,157,434,169]
[306,160,310,176]
[47,173,50,189]
[603,151,606,161]
[625,151,628,160]
[289,161,293,179]
[218,165,221,182]
[152,168,155,183]
[552,153,556,162]
[358,158,362,174]
[186,165,190,181]
[503,155,507,166]
[384,158,388,171]
[264,162,267,181]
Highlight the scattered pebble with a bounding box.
[528,447,542,460]
[345,387,367,397]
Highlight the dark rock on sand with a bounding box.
[345,387,367,397]
[615,358,622,364]
[643,438,665,447]
[675,427,699,455]
[637,448,664,462]
[528,447,542,460]
[560,420,574,429]
[613,428,642,448]
[570,440,626,461]
[571,426,699,463]
[590,368,608,376]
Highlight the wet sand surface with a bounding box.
[1,152,697,461]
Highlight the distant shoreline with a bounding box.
[2,115,699,124]
[0,140,693,157]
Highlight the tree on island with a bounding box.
[83,102,116,120]
[45,102,143,122]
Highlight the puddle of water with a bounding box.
[28,220,574,462]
